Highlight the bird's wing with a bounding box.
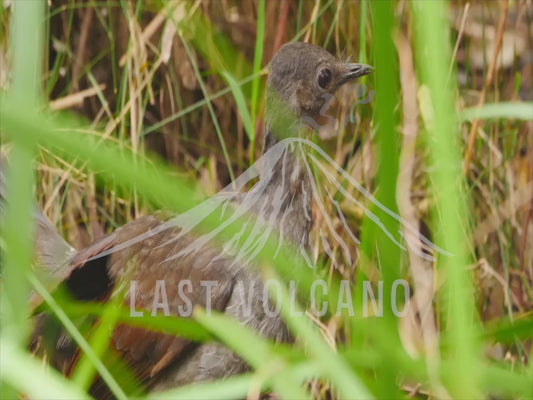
[61,213,238,386]
[55,143,304,389]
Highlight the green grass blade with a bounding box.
[412,1,481,398]
[147,373,256,400]
[0,337,91,400]
[195,309,311,400]
[460,102,533,121]
[360,3,403,396]
[70,296,122,391]
[29,275,128,400]
[222,71,254,141]
[54,300,213,342]
[359,0,368,65]
[1,8,44,400]
[269,273,374,399]
[179,36,236,182]
[250,0,266,163]
[148,362,319,400]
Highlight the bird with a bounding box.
[22,42,373,396]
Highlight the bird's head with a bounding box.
[266,42,372,130]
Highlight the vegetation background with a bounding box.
[0,0,532,399]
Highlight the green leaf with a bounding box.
[194,308,311,400]
[0,336,90,400]
[460,102,533,121]
[412,2,481,398]
[29,275,129,400]
[222,71,255,140]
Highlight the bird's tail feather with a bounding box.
[0,156,75,277]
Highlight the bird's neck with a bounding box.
[258,128,313,247]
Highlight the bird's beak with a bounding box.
[339,63,373,84]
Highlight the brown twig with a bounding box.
[396,32,442,394]
[448,2,470,81]
[72,7,94,91]
[49,84,106,111]
[463,0,509,174]
[273,0,290,54]
[304,1,320,43]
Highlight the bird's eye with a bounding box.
[317,68,332,89]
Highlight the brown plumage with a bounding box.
[27,42,372,396]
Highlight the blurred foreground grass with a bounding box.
[1,1,532,399]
